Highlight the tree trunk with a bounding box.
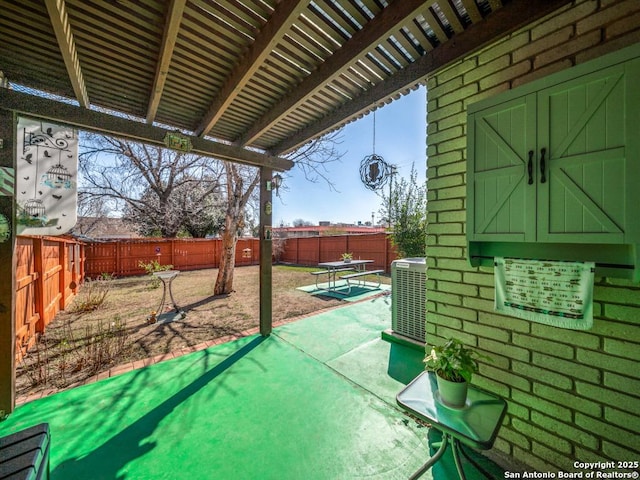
[213,163,259,295]
[214,212,238,295]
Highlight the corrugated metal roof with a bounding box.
[0,0,570,159]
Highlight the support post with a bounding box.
[59,239,68,310]
[259,167,273,336]
[0,109,16,414]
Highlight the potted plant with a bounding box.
[341,252,353,263]
[423,337,491,408]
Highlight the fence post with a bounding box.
[254,238,259,265]
[33,237,45,332]
[59,239,67,310]
[79,243,85,282]
[116,241,122,277]
[72,243,79,293]
[384,233,388,273]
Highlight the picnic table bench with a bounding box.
[310,267,354,277]
[340,269,385,293]
[311,260,381,294]
[310,264,356,290]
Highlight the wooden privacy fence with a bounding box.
[84,238,260,277]
[84,233,397,277]
[279,233,398,272]
[15,235,85,360]
[14,233,396,360]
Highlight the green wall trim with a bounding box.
[381,329,425,352]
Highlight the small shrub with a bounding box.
[138,260,174,288]
[69,273,114,312]
[20,315,131,390]
[65,315,129,375]
[18,335,51,388]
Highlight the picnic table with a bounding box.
[311,259,384,294]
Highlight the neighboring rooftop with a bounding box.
[72,217,140,240]
[274,224,387,238]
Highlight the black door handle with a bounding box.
[540,148,547,184]
[527,150,534,185]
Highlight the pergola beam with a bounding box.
[194,1,310,137]
[460,0,483,23]
[44,0,89,108]
[269,0,573,155]
[0,88,293,171]
[234,0,432,147]
[146,0,187,123]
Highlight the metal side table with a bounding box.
[150,270,186,323]
[396,371,507,480]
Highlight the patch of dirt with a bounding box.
[16,265,390,400]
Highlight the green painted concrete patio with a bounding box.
[0,295,505,479]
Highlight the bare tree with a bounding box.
[123,176,225,238]
[214,163,259,295]
[79,134,225,238]
[78,131,344,296]
[292,218,314,227]
[285,129,344,189]
[178,179,226,238]
[71,194,114,237]
[211,130,345,295]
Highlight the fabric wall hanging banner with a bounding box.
[16,117,79,236]
[494,257,595,330]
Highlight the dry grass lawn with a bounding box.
[16,265,390,399]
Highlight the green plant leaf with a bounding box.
[423,337,491,383]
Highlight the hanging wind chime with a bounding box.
[359,108,392,191]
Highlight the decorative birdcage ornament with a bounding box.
[359,109,393,191]
[360,153,391,191]
[24,199,46,218]
[44,163,72,188]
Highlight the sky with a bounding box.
[273,86,427,226]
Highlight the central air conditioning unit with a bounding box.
[391,257,426,343]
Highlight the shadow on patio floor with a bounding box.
[0,296,505,479]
